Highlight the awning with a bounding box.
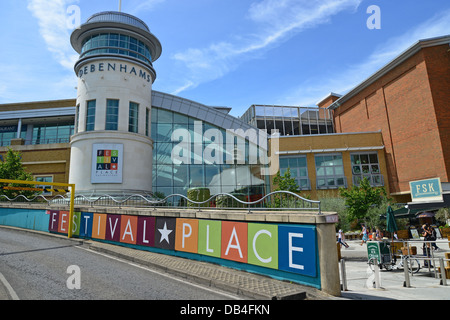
[407,192,450,212]
[380,206,438,220]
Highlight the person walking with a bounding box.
[360,224,368,246]
[428,224,440,251]
[422,224,433,267]
[338,229,349,249]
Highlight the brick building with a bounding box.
[327,35,450,202]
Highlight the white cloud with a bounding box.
[281,8,450,107]
[27,0,79,70]
[129,0,166,15]
[170,0,362,95]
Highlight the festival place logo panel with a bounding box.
[91,144,123,183]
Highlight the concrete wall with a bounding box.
[0,203,341,296]
[0,207,49,232]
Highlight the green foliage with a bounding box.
[216,193,245,208]
[436,207,449,225]
[187,187,210,207]
[0,148,35,199]
[272,168,299,193]
[339,177,388,223]
[270,169,303,208]
[317,194,349,231]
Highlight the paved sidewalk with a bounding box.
[85,240,327,300]
[338,239,450,300]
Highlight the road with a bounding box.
[0,227,239,300]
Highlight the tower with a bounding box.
[69,11,162,196]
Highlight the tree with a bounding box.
[270,168,302,208]
[339,177,387,223]
[272,168,299,193]
[0,148,35,199]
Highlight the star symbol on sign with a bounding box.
[158,222,173,244]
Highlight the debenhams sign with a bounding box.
[77,62,152,83]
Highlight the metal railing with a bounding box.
[0,190,322,214]
[339,239,449,292]
[399,239,449,287]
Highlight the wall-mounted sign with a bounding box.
[48,210,319,280]
[91,143,123,183]
[409,177,443,202]
[78,62,152,83]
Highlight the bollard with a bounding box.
[403,257,411,288]
[439,258,447,286]
[340,259,347,291]
[373,259,381,289]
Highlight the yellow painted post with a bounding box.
[68,184,75,238]
[0,179,75,238]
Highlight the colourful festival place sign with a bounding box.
[48,211,318,278]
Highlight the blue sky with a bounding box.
[0,0,449,117]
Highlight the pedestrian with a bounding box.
[375,228,382,241]
[338,229,349,249]
[360,224,368,246]
[427,224,440,251]
[422,224,433,267]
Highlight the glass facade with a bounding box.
[31,122,74,145]
[0,126,26,146]
[241,105,334,136]
[81,33,153,66]
[151,107,269,204]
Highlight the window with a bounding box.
[31,122,74,144]
[315,154,346,189]
[351,152,383,187]
[80,33,153,66]
[75,104,80,133]
[106,99,119,130]
[129,102,139,133]
[0,125,27,147]
[145,108,150,137]
[86,100,96,131]
[279,156,310,190]
[35,176,53,195]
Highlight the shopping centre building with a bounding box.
[0,11,449,206]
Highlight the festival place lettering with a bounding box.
[48,210,318,277]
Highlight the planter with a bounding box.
[187,187,210,207]
[440,228,450,237]
[216,193,245,208]
[401,246,417,256]
[397,230,409,239]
